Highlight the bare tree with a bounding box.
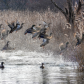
[51,0,84,32]
[51,0,84,71]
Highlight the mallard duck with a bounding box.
[43,21,51,29]
[32,24,49,39]
[37,22,51,39]
[40,63,44,69]
[5,21,17,33]
[32,24,43,38]
[0,62,4,69]
[15,23,24,32]
[9,26,17,33]
[38,30,47,39]
[15,20,24,32]
[40,38,49,47]
[5,21,15,29]
[40,33,52,48]
[45,33,52,39]
[34,24,42,31]
[24,25,36,35]
[32,32,40,38]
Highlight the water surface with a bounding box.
[0,50,84,84]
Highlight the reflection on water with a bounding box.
[0,50,84,84]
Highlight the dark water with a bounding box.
[0,50,84,84]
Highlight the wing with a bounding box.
[40,39,49,47]
[9,26,17,33]
[8,24,14,29]
[40,42,47,47]
[24,29,31,35]
[32,32,40,38]
[24,28,36,35]
[40,28,46,33]
[15,25,21,31]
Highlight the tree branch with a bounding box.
[65,8,68,15]
[51,0,67,17]
[77,0,82,13]
[51,0,75,25]
[66,0,74,23]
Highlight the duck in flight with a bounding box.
[9,25,17,33]
[15,20,24,32]
[40,38,50,48]
[38,29,48,39]
[37,22,51,39]
[5,21,17,33]
[32,24,50,39]
[6,21,15,29]
[24,25,36,35]
[32,24,42,38]
[40,33,52,48]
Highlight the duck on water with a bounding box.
[0,62,4,69]
[40,63,44,69]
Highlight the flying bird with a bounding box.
[24,25,36,35]
[40,33,52,48]
[15,20,24,32]
[5,21,17,33]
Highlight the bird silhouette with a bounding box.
[15,20,24,32]
[40,63,44,69]
[5,20,17,33]
[40,33,52,48]
[0,62,4,69]
[24,25,36,35]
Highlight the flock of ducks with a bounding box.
[24,22,52,48]
[0,20,52,51]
